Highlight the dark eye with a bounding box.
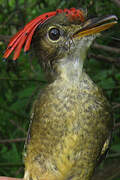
[48,28,60,41]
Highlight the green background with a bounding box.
[0,0,120,179]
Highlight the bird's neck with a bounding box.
[48,56,84,84]
[45,37,95,83]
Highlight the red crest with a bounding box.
[3,8,84,60]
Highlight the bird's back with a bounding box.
[24,72,113,180]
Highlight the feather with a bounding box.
[24,22,41,53]
[3,8,84,60]
[13,34,28,60]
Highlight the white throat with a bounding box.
[55,56,84,84]
[51,35,96,84]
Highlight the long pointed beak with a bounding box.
[73,15,118,38]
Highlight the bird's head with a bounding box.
[32,11,117,79]
[3,8,117,80]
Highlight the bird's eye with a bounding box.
[48,28,60,41]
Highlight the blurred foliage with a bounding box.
[0,0,120,179]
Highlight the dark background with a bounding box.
[0,0,120,179]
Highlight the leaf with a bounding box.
[18,86,35,98]
[111,144,120,153]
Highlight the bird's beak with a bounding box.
[73,15,118,38]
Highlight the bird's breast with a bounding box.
[25,72,113,180]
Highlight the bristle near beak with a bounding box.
[73,15,118,38]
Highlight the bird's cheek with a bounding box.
[41,39,54,55]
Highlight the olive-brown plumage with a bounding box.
[23,11,117,180]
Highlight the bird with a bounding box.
[3,8,117,180]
